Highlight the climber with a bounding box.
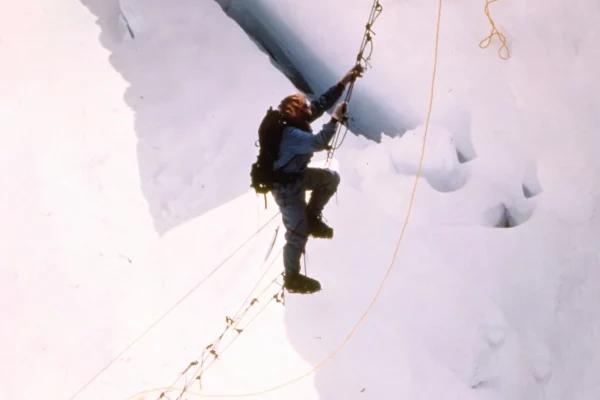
[272,65,364,293]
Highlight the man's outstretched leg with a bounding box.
[303,168,341,238]
[273,192,321,293]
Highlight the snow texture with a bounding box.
[2,0,600,400]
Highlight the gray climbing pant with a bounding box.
[272,168,340,276]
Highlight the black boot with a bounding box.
[307,211,333,239]
[284,273,322,294]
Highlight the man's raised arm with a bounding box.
[308,65,364,122]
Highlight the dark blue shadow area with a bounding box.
[214,0,415,143]
[76,3,555,400]
[80,0,416,236]
[78,1,413,397]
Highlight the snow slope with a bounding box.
[2,0,600,400]
[85,0,301,234]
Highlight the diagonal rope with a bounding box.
[67,211,281,400]
[126,0,444,395]
[159,249,285,400]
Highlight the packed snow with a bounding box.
[2,0,599,400]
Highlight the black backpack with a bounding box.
[250,107,300,205]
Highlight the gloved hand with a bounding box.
[339,64,365,85]
[331,101,348,121]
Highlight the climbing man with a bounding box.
[272,65,364,294]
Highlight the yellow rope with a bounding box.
[479,0,510,59]
[73,1,516,399]
[127,0,444,396]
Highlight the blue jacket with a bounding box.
[273,83,345,173]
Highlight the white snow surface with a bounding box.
[2,0,600,400]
